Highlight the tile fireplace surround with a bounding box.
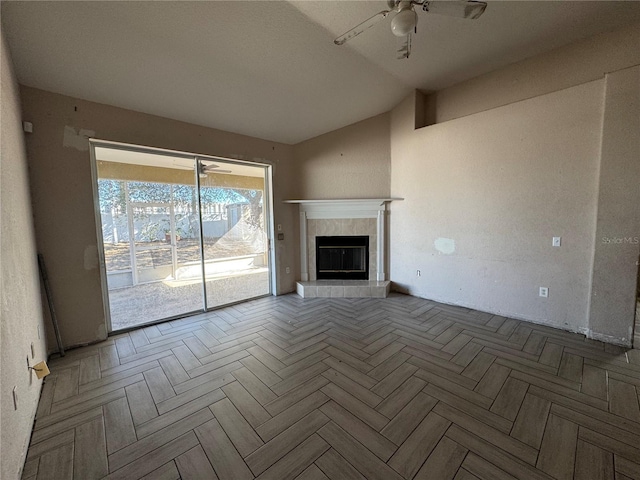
[284,199,401,298]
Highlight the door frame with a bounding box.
[89,139,275,333]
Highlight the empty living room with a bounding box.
[2,1,640,479]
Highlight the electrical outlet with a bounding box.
[285,267,291,274]
[539,287,549,298]
[416,270,421,276]
[552,237,561,247]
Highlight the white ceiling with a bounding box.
[3,1,640,145]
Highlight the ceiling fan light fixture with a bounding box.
[334,0,486,58]
[391,7,417,37]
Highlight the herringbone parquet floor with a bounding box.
[23,293,640,480]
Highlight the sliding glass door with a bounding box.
[91,143,272,331]
[198,159,271,309]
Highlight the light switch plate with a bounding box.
[552,237,561,247]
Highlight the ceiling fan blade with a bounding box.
[421,0,487,20]
[334,10,392,45]
[397,32,412,59]
[199,162,233,175]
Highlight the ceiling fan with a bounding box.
[169,159,233,177]
[334,0,487,59]
[199,163,232,178]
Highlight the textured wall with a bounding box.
[1,33,49,480]
[588,65,640,345]
[293,113,390,200]
[390,83,604,334]
[427,21,640,124]
[20,87,298,351]
[388,20,640,343]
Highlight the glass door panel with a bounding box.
[198,159,271,309]
[93,143,273,332]
[95,147,204,330]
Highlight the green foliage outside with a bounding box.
[98,180,264,241]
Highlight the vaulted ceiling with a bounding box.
[3,1,640,144]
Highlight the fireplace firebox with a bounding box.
[316,236,369,280]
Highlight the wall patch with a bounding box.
[63,126,95,151]
[434,237,456,255]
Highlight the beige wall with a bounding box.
[293,112,391,199]
[588,65,640,345]
[20,86,299,351]
[426,21,640,124]
[388,23,640,343]
[1,33,49,480]
[390,83,604,334]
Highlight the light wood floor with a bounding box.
[23,293,640,480]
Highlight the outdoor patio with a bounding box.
[105,234,269,331]
[108,268,269,330]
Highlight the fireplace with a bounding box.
[283,198,402,298]
[316,236,369,280]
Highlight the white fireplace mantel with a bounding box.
[284,198,402,282]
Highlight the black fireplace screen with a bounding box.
[316,236,369,280]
